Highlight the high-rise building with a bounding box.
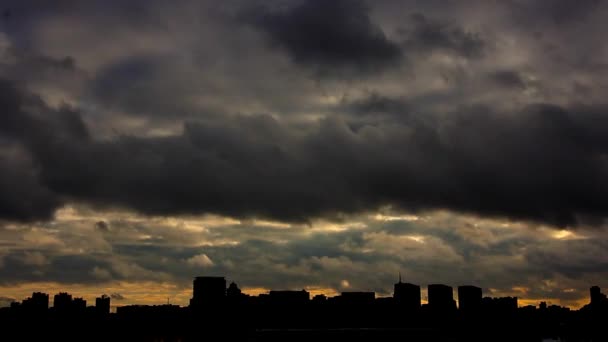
[458,285,482,312]
[394,275,420,311]
[190,276,226,307]
[428,284,456,312]
[590,286,606,304]
[22,292,49,313]
[96,295,111,315]
[53,292,73,313]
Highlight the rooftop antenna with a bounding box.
[399,272,402,283]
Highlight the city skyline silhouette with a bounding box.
[2,1,608,341]
[6,275,597,311]
[2,275,607,341]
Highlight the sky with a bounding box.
[1,0,608,310]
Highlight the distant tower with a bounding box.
[590,286,607,308]
[95,295,111,315]
[590,286,602,304]
[393,274,420,311]
[227,282,242,298]
[458,285,482,313]
[190,276,226,308]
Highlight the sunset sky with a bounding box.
[1,0,608,310]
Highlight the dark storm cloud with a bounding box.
[0,80,89,144]
[508,0,602,26]
[0,156,58,222]
[3,77,608,226]
[488,70,527,89]
[399,13,484,58]
[0,80,86,222]
[246,0,402,73]
[91,55,196,118]
[1,0,608,229]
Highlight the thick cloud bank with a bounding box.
[3,0,608,307]
[1,0,608,228]
[2,79,608,227]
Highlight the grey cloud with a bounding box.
[4,79,608,227]
[508,0,603,27]
[488,70,527,89]
[90,55,206,118]
[0,152,59,222]
[2,0,608,308]
[1,209,605,305]
[110,292,125,300]
[399,13,484,58]
[525,239,608,279]
[0,252,167,285]
[245,0,402,74]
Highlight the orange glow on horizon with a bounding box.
[0,281,592,311]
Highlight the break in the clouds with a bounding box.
[0,206,605,308]
[2,0,608,307]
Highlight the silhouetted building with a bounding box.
[96,295,111,315]
[4,276,608,341]
[73,297,87,311]
[428,284,456,312]
[394,277,421,311]
[339,292,375,305]
[590,286,607,305]
[458,285,482,313]
[268,290,310,305]
[117,304,181,316]
[53,292,73,313]
[190,276,226,307]
[312,294,327,303]
[482,296,518,314]
[21,292,48,313]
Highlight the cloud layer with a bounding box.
[247,0,402,74]
[3,78,608,227]
[0,206,603,308]
[2,0,608,306]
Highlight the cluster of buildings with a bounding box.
[188,275,519,313]
[8,292,110,315]
[3,276,606,341]
[4,275,607,316]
